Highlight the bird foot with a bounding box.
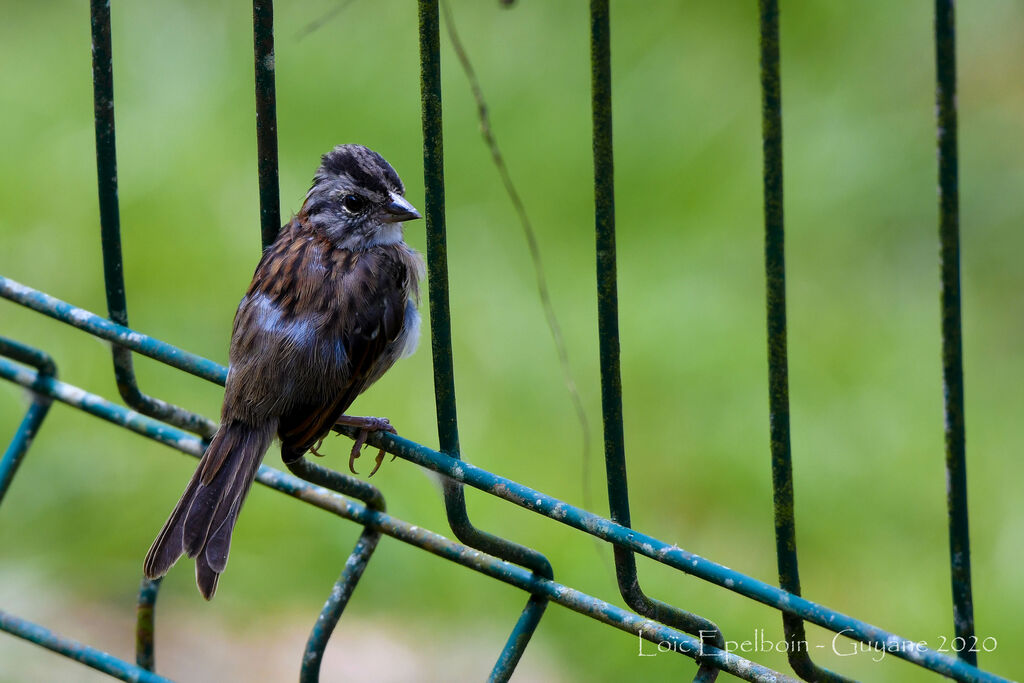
[334,415,398,476]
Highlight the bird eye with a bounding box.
[341,194,367,214]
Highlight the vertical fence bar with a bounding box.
[0,338,55,505]
[418,0,459,459]
[253,0,281,249]
[934,0,976,666]
[89,0,217,439]
[135,578,160,672]
[251,4,386,675]
[590,0,625,554]
[419,0,553,575]
[418,2,551,677]
[488,594,548,683]
[590,4,724,681]
[299,528,381,683]
[419,0,550,576]
[758,2,850,681]
[0,400,50,506]
[125,4,280,673]
[90,0,125,330]
[281,459,387,681]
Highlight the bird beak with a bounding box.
[382,193,422,223]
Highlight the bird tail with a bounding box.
[143,419,275,599]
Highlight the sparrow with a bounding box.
[144,144,424,599]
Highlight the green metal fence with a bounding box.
[0,1,1011,681]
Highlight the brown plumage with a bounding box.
[144,144,423,598]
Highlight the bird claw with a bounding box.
[347,429,369,474]
[339,415,398,477]
[309,437,326,457]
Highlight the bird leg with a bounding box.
[335,415,398,476]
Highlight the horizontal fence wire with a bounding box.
[0,0,1009,681]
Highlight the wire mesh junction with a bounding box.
[0,1,1009,681]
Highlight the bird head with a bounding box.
[300,144,421,249]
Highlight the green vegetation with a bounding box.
[1,2,1022,681]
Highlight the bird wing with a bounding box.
[275,243,410,458]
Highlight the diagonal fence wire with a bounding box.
[0,276,1009,681]
[0,336,794,683]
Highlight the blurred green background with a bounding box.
[1,1,1022,681]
